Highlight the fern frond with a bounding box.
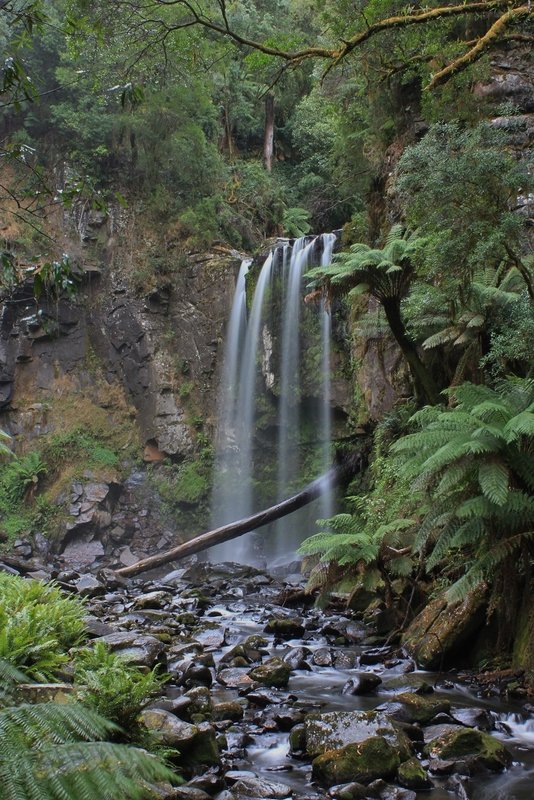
[478,460,510,506]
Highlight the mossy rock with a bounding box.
[424,728,511,771]
[248,656,291,688]
[264,617,305,638]
[304,711,412,761]
[397,757,432,791]
[312,737,400,787]
[383,692,450,724]
[401,586,487,669]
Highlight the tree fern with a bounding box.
[391,378,534,603]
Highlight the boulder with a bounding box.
[312,737,400,787]
[424,728,512,772]
[264,618,305,638]
[342,673,382,695]
[304,711,412,761]
[134,590,172,609]
[248,657,291,688]
[140,709,198,747]
[231,776,291,798]
[96,631,165,667]
[397,757,432,791]
[401,587,487,669]
[378,693,450,724]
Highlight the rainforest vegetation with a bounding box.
[0,0,533,793]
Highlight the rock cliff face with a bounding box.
[1,212,241,458]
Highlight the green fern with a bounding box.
[391,378,534,601]
[0,575,86,680]
[0,701,176,800]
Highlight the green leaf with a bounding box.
[478,460,510,506]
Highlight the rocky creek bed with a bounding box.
[6,558,534,800]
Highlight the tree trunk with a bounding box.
[115,453,365,578]
[263,92,275,172]
[382,298,441,405]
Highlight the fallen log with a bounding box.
[115,450,365,578]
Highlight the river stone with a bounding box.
[195,626,226,649]
[423,724,461,743]
[283,646,311,670]
[288,723,306,754]
[96,631,165,667]
[327,782,369,800]
[424,727,512,771]
[378,692,450,724]
[401,587,487,669]
[397,757,432,791]
[450,707,494,730]
[304,711,412,760]
[185,686,213,717]
[217,668,254,689]
[264,618,305,638]
[134,590,172,609]
[248,657,291,688]
[140,709,199,747]
[231,776,292,798]
[342,673,382,695]
[74,574,105,597]
[247,688,292,707]
[313,648,333,667]
[212,701,244,721]
[312,737,400,787]
[367,781,417,800]
[381,675,434,695]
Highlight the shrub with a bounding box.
[74,642,167,734]
[0,574,86,680]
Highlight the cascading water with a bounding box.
[210,234,337,565]
[277,237,316,512]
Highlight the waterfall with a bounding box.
[319,233,336,523]
[210,234,336,565]
[277,237,316,506]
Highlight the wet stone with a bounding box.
[312,737,400,788]
[342,673,382,696]
[304,711,412,760]
[248,657,291,688]
[327,782,369,800]
[231,775,292,798]
[312,648,333,667]
[217,668,255,689]
[134,590,172,609]
[283,646,311,670]
[450,707,495,730]
[74,574,105,597]
[264,618,305,638]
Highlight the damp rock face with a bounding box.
[312,737,400,787]
[401,587,487,669]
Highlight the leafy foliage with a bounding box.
[391,379,534,602]
[0,574,86,680]
[0,667,175,800]
[74,642,167,733]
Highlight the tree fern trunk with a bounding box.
[382,298,441,405]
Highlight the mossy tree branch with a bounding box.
[136,0,532,89]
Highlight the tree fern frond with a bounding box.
[478,460,510,506]
[503,411,534,442]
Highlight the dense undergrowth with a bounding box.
[0,573,177,799]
